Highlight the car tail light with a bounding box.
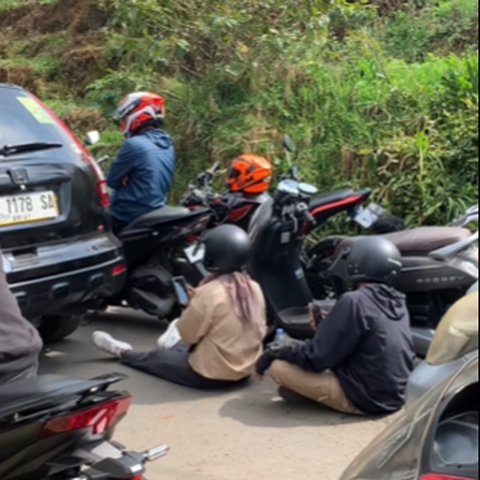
[42,395,131,438]
[27,93,110,209]
[421,475,472,480]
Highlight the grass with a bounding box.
[0,0,477,225]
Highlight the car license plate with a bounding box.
[0,191,59,227]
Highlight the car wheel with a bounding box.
[39,314,83,344]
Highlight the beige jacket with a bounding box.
[177,278,267,381]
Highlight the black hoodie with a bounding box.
[278,284,415,413]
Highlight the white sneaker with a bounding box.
[92,331,133,358]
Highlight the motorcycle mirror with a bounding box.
[282,134,297,154]
[85,130,100,146]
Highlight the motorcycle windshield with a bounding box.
[426,291,478,365]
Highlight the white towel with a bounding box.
[157,318,182,350]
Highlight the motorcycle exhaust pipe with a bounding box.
[143,444,170,462]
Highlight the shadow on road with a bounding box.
[218,381,374,428]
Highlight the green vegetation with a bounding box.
[0,0,478,225]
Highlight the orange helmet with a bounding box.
[227,154,273,195]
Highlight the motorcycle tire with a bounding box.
[38,314,83,344]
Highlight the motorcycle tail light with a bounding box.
[42,395,132,437]
[421,476,472,480]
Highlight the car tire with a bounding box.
[39,314,83,344]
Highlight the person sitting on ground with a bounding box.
[108,91,175,232]
[0,251,43,385]
[256,237,415,415]
[92,225,267,389]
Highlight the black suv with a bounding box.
[0,84,126,343]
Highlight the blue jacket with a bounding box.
[107,130,175,225]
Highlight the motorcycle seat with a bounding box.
[383,227,472,254]
[340,227,472,255]
[310,190,357,209]
[121,206,196,232]
[0,374,117,420]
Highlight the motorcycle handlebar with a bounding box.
[196,162,221,186]
[207,162,221,177]
[294,202,316,226]
[303,210,316,226]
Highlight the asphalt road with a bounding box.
[39,308,393,480]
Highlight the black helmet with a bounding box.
[346,237,402,285]
[203,225,251,274]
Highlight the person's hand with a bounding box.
[187,287,196,299]
[309,303,328,331]
[121,177,129,187]
[255,350,276,377]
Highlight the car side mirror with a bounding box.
[85,130,101,146]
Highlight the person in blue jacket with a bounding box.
[108,92,175,231]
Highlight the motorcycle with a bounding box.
[182,162,270,232]
[0,372,168,479]
[182,136,401,239]
[307,206,478,355]
[88,137,213,320]
[248,173,479,355]
[248,178,328,340]
[88,131,397,320]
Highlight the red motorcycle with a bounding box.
[182,159,271,232]
[182,158,382,238]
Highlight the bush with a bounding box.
[3,0,476,226]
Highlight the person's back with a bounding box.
[177,275,266,381]
[108,129,175,225]
[107,92,175,229]
[0,253,43,384]
[334,284,414,413]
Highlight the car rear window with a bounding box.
[0,88,68,152]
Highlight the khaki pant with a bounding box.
[270,360,364,415]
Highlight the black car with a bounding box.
[340,355,478,480]
[0,84,126,343]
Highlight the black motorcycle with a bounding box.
[248,178,478,355]
[0,372,167,480]
[308,207,478,355]
[106,205,212,319]
[248,178,329,339]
